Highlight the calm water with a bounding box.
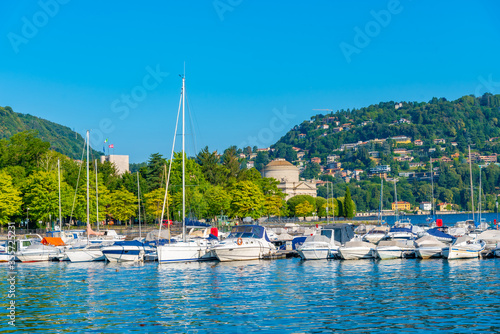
[2,258,500,333]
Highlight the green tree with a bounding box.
[144,187,168,223]
[287,195,316,217]
[295,201,314,219]
[344,186,355,218]
[205,185,231,218]
[107,188,137,225]
[0,170,22,225]
[263,195,285,217]
[196,146,229,185]
[22,170,73,227]
[228,181,265,219]
[315,197,327,218]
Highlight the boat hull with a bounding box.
[102,246,144,262]
[339,247,374,260]
[447,247,481,260]
[66,249,105,262]
[375,247,402,260]
[297,248,334,260]
[17,252,57,262]
[158,241,215,263]
[416,247,444,259]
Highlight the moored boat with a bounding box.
[298,224,354,260]
[338,241,375,260]
[102,240,147,262]
[415,235,447,259]
[212,225,275,262]
[445,236,486,260]
[375,239,415,260]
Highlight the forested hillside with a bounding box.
[0,106,101,159]
[277,94,500,159]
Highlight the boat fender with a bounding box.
[236,238,243,246]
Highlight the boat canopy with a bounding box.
[41,237,65,246]
[321,224,355,244]
[228,225,269,241]
[112,240,144,247]
[185,219,210,228]
[389,227,414,233]
[427,228,455,241]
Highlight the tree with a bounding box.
[144,188,169,223]
[228,181,265,219]
[222,146,240,179]
[0,170,22,225]
[196,146,229,185]
[295,201,314,219]
[263,195,285,217]
[22,170,73,227]
[343,186,355,218]
[107,188,137,226]
[205,185,231,218]
[287,195,316,217]
[315,197,327,218]
[145,153,166,190]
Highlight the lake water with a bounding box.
[2,258,500,333]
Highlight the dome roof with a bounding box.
[265,159,296,168]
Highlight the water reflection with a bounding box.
[2,258,500,332]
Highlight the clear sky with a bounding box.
[1,1,500,163]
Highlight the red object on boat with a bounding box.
[436,219,443,227]
[210,227,219,237]
[316,224,319,228]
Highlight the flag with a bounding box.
[108,144,114,149]
[104,139,108,143]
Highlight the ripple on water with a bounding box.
[1,258,500,333]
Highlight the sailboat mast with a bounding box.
[394,179,398,223]
[430,158,434,217]
[86,130,90,228]
[182,75,186,243]
[58,159,62,230]
[479,165,482,224]
[469,145,474,221]
[95,159,99,231]
[380,177,383,225]
[326,182,329,223]
[137,171,142,238]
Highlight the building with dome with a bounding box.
[261,159,317,200]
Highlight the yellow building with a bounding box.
[392,201,411,211]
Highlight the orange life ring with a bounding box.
[236,238,243,246]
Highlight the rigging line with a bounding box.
[159,90,183,242]
[185,94,198,156]
[69,133,87,228]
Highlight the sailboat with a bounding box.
[66,131,108,262]
[157,72,218,263]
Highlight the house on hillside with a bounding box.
[434,138,446,144]
[298,133,306,139]
[311,157,321,164]
[391,136,412,144]
[392,201,411,211]
[414,139,423,146]
[420,202,432,211]
[437,203,453,211]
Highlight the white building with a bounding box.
[420,202,432,211]
[262,159,316,200]
[100,155,129,175]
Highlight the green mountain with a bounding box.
[275,94,500,161]
[0,106,102,160]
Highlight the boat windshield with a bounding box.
[228,225,265,239]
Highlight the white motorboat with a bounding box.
[16,243,60,262]
[375,239,415,260]
[102,240,148,262]
[382,227,416,241]
[338,241,375,260]
[444,236,486,260]
[0,240,11,262]
[212,225,276,262]
[476,230,500,251]
[494,243,500,258]
[362,226,389,244]
[415,235,447,259]
[65,242,111,262]
[298,224,354,260]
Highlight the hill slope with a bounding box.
[275,94,500,160]
[0,106,101,160]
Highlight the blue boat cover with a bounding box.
[228,225,269,241]
[185,219,211,227]
[113,240,144,247]
[427,228,456,241]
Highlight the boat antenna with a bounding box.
[95,159,99,232]
[137,171,141,239]
[58,159,62,231]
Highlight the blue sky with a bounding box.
[1,0,500,163]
